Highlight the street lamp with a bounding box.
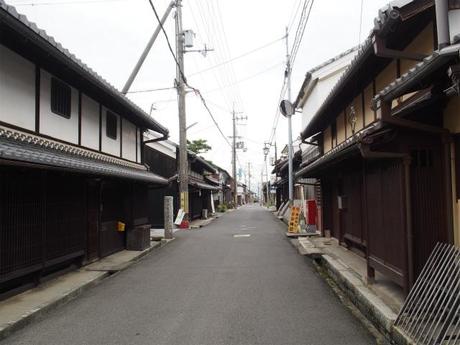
[279,99,295,205]
[263,145,270,206]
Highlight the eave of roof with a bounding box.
[189,178,220,191]
[300,0,431,140]
[374,44,460,104]
[189,152,218,174]
[300,37,375,139]
[296,122,382,178]
[0,135,168,184]
[0,1,169,135]
[294,46,360,107]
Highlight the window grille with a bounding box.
[106,111,118,140]
[51,78,71,118]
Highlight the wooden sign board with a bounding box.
[288,206,301,233]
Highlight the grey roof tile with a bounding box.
[0,136,168,184]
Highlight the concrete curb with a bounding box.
[282,216,405,344]
[0,271,108,342]
[0,238,175,342]
[319,254,397,340]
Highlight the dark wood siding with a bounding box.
[365,160,406,286]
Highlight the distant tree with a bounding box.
[187,139,211,154]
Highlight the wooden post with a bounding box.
[164,196,174,240]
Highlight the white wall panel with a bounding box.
[121,118,136,161]
[39,70,79,143]
[81,94,100,150]
[101,107,121,157]
[0,45,36,131]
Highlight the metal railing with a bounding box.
[395,242,460,345]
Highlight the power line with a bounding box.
[126,86,175,94]
[188,36,284,77]
[146,0,232,149]
[202,62,284,95]
[290,0,315,69]
[146,0,187,85]
[358,0,364,45]
[10,0,126,5]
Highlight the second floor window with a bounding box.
[106,111,118,140]
[51,78,71,118]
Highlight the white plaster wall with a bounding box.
[0,45,36,131]
[121,118,136,161]
[449,10,460,43]
[40,70,79,144]
[301,74,342,130]
[101,107,121,157]
[81,94,100,150]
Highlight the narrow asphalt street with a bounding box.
[2,205,375,345]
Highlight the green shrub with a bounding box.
[217,203,228,212]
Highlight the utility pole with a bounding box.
[231,106,245,207]
[248,162,251,202]
[175,0,189,220]
[285,26,294,204]
[232,109,237,207]
[260,170,264,204]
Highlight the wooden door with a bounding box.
[86,180,100,261]
[410,138,447,277]
[100,182,126,258]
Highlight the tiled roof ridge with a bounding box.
[0,125,146,170]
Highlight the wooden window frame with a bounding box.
[50,77,71,119]
[106,111,118,140]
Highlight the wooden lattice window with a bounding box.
[51,78,71,118]
[106,111,118,140]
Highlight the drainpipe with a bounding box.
[435,0,451,49]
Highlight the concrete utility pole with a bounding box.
[231,107,245,207]
[285,27,294,203]
[260,170,264,204]
[232,109,237,207]
[175,0,189,219]
[247,162,251,202]
[122,1,175,94]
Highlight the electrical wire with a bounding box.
[126,86,175,94]
[146,0,232,149]
[202,62,284,95]
[10,0,126,5]
[358,0,364,45]
[264,0,315,152]
[188,36,284,77]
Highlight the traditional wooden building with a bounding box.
[0,2,169,292]
[188,152,220,219]
[295,0,460,294]
[144,137,220,224]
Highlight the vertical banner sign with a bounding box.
[288,206,301,233]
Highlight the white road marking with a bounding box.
[233,234,251,238]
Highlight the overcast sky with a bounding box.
[7,0,390,190]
